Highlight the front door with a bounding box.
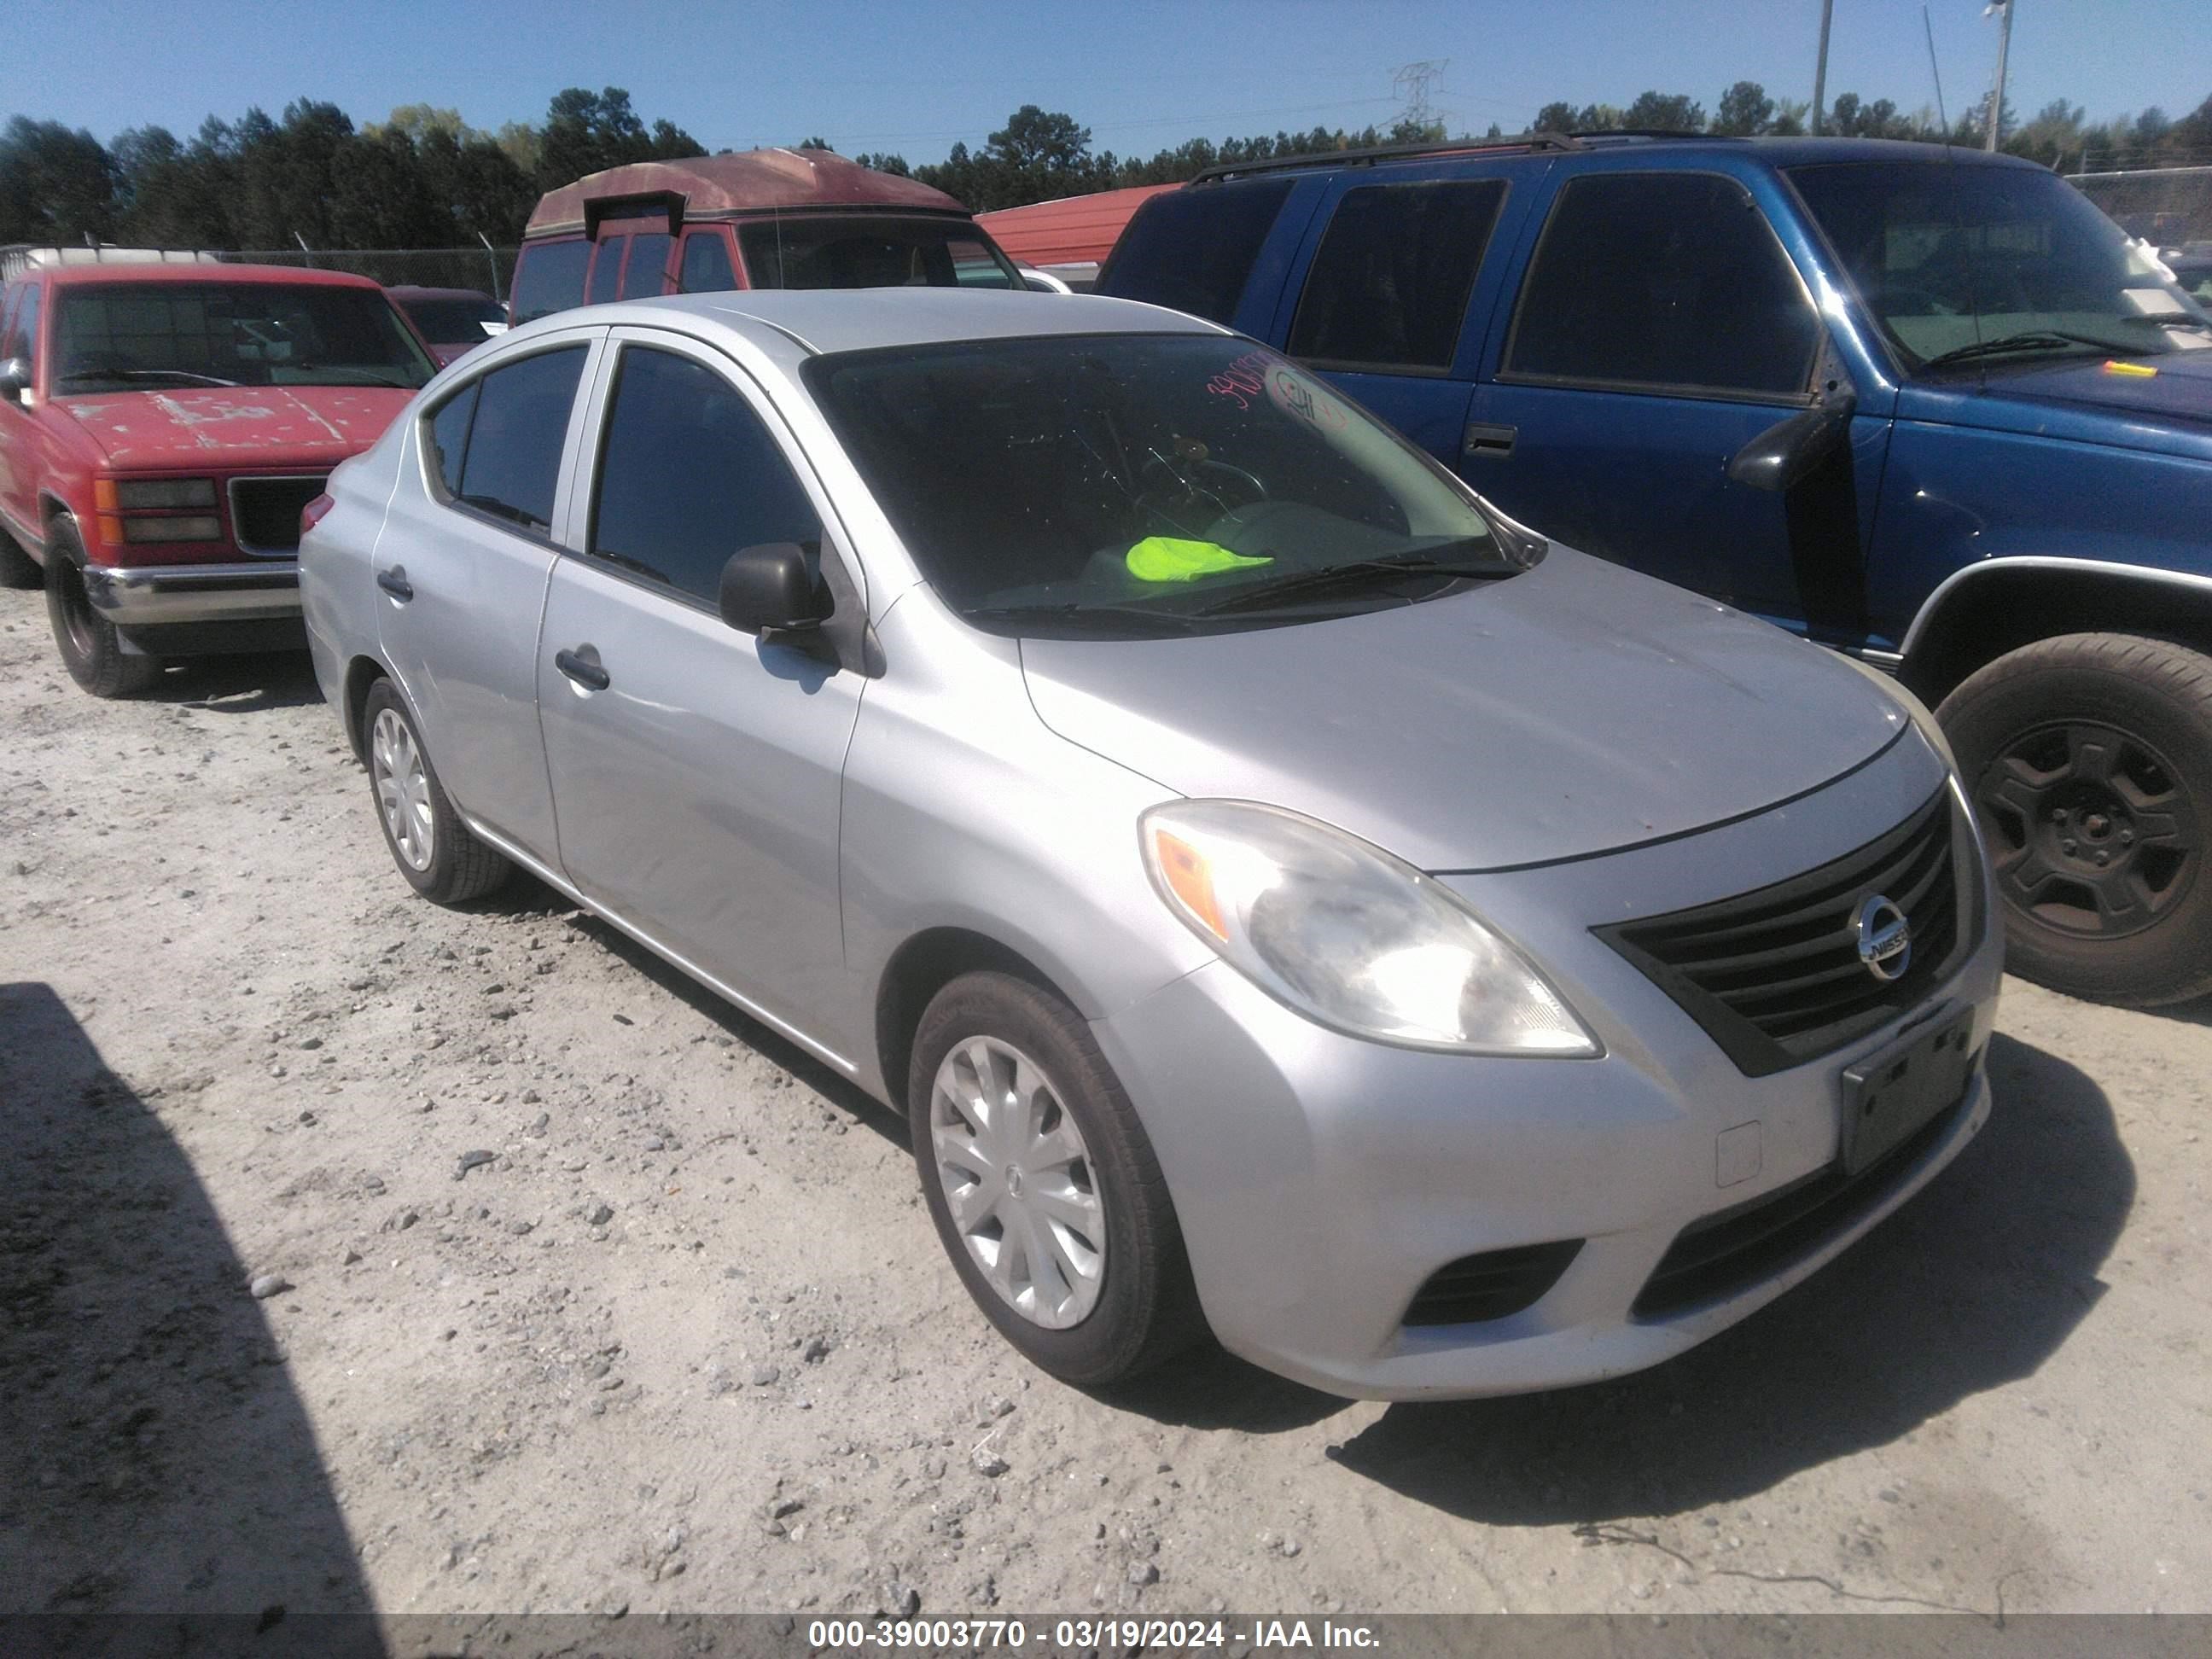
[537,329,862,1041]
[1473,168,1883,640]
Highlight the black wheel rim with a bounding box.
[56,564,100,661]
[1973,719,2200,940]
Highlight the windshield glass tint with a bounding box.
[739,216,1017,289]
[804,334,1522,635]
[53,283,435,393]
[400,295,505,341]
[1789,161,2212,366]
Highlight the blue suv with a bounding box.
[1100,134,2212,1007]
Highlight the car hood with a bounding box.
[1018,548,1910,872]
[1976,345,2212,434]
[57,385,413,468]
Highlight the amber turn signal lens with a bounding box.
[1151,830,1227,941]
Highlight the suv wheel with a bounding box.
[1939,632,2212,1005]
[0,525,41,590]
[361,678,510,905]
[44,524,158,697]
[909,971,1204,1388]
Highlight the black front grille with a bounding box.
[1596,786,1976,1077]
[1402,1239,1583,1327]
[1632,1087,1970,1319]
[229,475,328,555]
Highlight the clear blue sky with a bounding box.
[14,0,2208,159]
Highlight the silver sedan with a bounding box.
[300,289,2003,1400]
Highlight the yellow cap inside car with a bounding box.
[1124,536,1272,583]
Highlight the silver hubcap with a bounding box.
[930,1036,1105,1330]
[370,707,434,872]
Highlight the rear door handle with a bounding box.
[1463,422,1516,459]
[554,648,610,692]
[376,565,414,602]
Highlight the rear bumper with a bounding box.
[83,559,300,626]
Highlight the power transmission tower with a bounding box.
[1392,61,1449,132]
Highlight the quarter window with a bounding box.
[439,346,587,533]
[620,233,672,300]
[1505,173,1820,399]
[426,380,478,497]
[589,346,822,608]
[679,232,736,294]
[1289,180,1506,371]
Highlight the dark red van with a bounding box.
[509,148,1022,323]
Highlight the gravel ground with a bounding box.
[2,586,2208,1621]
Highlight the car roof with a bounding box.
[386,285,495,302]
[526,149,969,238]
[514,288,1230,358]
[43,262,384,289]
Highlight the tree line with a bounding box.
[4,79,2209,253]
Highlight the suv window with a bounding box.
[1099,179,1295,325]
[589,346,821,608]
[1505,172,1820,399]
[439,346,587,533]
[679,232,736,294]
[620,233,672,300]
[3,281,40,370]
[1289,180,1506,371]
[511,240,589,324]
[588,237,626,306]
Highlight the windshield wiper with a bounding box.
[1920,331,2136,370]
[60,368,242,388]
[964,602,1210,634]
[1192,552,1511,617]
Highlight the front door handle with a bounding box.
[554,647,610,692]
[376,565,414,602]
[1463,422,1516,459]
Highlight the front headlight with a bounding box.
[1140,800,1598,1057]
[115,478,217,510]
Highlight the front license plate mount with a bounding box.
[1838,1007,1978,1177]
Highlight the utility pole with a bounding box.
[1984,0,2015,151]
[1812,0,1834,136]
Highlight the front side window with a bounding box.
[737,215,1021,291]
[589,346,821,607]
[679,232,737,294]
[1097,179,1295,325]
[587,236,627,306]
[805,333,1528,638]
[438,346,587,533]
[511,240,590,323]
[1289,180,1507,371]
[1789,160,2212,370]
[50,282,434,394]
[1505,172,1820,399]
[620,233,672,300]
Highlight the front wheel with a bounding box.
[909,971,1204,1388]
[1939,632,2212,1006]
[44,526,158,698]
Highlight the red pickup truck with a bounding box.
[0,256,435,696]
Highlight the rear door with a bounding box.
[1471,164,1874,635]
[375,329,603,863]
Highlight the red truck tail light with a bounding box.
[300,492,336,538]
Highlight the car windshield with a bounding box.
[51,282,437,393]
[398,294,505,341]
[1789,160,2212,370]
[740,216,1021,290]
[803,333,1529,637]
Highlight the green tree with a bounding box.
[1713,81,1774,137]
[0,117,118,245]
[1623,90,1705,131]
[1532,102,1578,133]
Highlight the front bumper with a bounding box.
[1089,734,2005,1400]
[82,559,301,627]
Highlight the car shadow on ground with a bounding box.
[143,648,323,713]
[0,982,382,1644]
[1318,1033,2131,1523]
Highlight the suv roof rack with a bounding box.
[0,244,223,282]
[1188,131,1586,185]
[1569,129,1737,143]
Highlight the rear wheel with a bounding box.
[44,525,158,698]
[0,525,41,589]
[1939,632,2212,1005]
[361,678,510,905]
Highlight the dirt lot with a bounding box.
[2,586,2209,1623]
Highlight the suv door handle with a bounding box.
[1463,422,1516,459]
[554,648,610,692]
[376,565,414,602]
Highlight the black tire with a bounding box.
[359,678,510,905]
[908,970,1206,1388]
[1938,632,2212,1006]
[44,524,158,697]
[0,524,41,590]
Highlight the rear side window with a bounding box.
[510,240,589,323]
[442,346,587,533]
[679,232,736,294]
[589,346,822,608]
[1505,172,1820,399]
[588,236,626,306]
[1289,180,1506,371]
[1097,179,1295,325]
[620,233,672,300]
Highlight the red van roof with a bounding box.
[526,149,971,237]
[975,184,1182,268]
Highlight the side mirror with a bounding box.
[0,357,31,403]
[719,542,824,637]
[1727,394,1857,492]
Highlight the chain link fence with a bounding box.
[2069,166,2212,250]
[220,246,519,301]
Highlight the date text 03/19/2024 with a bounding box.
[806,1617,1383,1650]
